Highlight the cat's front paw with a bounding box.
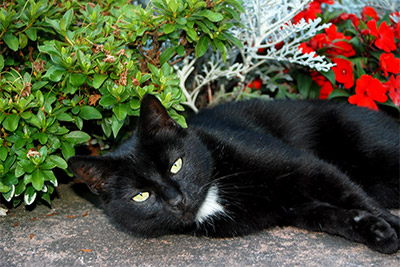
[351,210,398,254]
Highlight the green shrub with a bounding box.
[0,0,243,206]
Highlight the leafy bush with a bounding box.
[0,0,243,206]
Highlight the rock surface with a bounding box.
[1,182,399,266]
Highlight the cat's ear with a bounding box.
[68,156,113,195]
[138,94,181,136]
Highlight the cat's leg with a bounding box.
[281,154,400,230]
[288,201,399,254]
[273,153,400,253]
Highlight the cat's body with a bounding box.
[68,95,400,254]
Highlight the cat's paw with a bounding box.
[351,210,398,254]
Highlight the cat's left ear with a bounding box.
[68,155,113,195]
[138,94,181,136]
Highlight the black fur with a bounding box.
[68,94,400,254]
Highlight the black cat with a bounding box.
[68,94,400,254]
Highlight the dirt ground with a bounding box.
[1,182,399,266]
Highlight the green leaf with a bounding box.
[60,9,74,32]
[111,115,124,138]
[24,185,37,205]
[19,33,28,49]
[61,141,75,160]
[222,32,243,48]
[64,131,90,145]
[0,146,7,161]
[44,66,66,82]
[3,33,19,51]
[196,10,224,22]
[147,63,159,76]
[93,74,108,89]
[321,69,336,86]
[32,169,44,191]
[176,18,187,25]
[36,132,48,145]
[18,159,36,173]
[160,46,176,66]
[25,27,37,41]
[99,95,118,106]
[296,72,313,98]
[0,54,4,72]
[164,24,175,34]
[40,160,56,170]
[176,45,185,56]
[3,184,15,201]
[57,113,73,122]
[32,81,48,91]
[15,164,25,178]
[3,114,20,132]
[129,98,140,110]
[25,114,41,129]
[48,155,68,169]
[101,118,112,138]
[186,27,197,41]
[0,182,11,194]
[79,105,102,120]
[328,89,351,99]
[41,192,51,205]
[113,103,127,121]
[14,138,27,150]
[70,73,87,87]
[195,36,209,58]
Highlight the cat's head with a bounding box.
[68,94,213,236]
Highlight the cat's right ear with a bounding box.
[138,94,181,136]
[68,156,112,195]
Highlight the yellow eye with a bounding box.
[170,158,183,174]
[132,192,150,202]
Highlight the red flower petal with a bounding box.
[319,81,334,99]
[349,75,388,110]
[298,42,316,56]
[332,58,354,89]
[349,94,379,110]
[327,41,356,58]
[375,22,396,52]
[367,20,396,52]
[380,53,400,77]
[361,7,379,21]
[310,33,330,50]
[384,75,400,107]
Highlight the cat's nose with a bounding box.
[169,195,186,211]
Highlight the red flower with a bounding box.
[332,58,354,89]
[325,24,346,40]
[379,53,400,77]
[327,41,356,57]
[367,20,396,52]
[384,75,400,107]
[311,71,334,99]
[319,81,334,99]
[310,33,330,50]
[293,1,322,24]
[247,78,263,90]
[348,75,388,110]
[361,7,379,21]
[333,13,360,28]
[298,42,316,56]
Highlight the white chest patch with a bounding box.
[195,185,225,224]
